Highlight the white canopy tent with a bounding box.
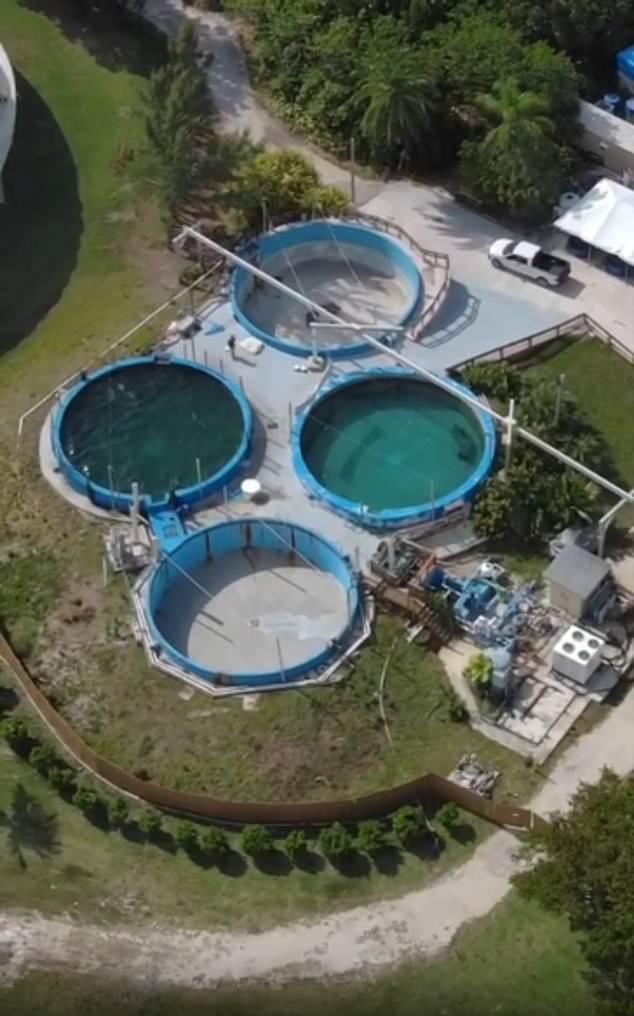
[554,178,634,266]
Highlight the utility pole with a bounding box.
[349,136,357,207]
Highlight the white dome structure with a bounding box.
[0,43,17,198]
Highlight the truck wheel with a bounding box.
[536,277,549,287]
[491,258,502,269]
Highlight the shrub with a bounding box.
[444,687,469,723]
[108,797,130,830]
[73,786,107,824]
[464,652,493,692]
[174,820,199,852]
[318,822,355,860]
[356,819,388,855]
[240,824,275,857]
[138,809,162,840]
[48,765,77,798]
[28,744,59,776]
[392,805,428,848]
[436,802,460,831]
[284,829,308,862]
[1,716,31,752]
[201,826,229,857]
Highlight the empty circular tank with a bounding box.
[147,518,360,687]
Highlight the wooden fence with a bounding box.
[0,631,540,832]
[452,313,634,371]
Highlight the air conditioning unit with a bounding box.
[552,626,605,685]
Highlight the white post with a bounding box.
[131,481,140,543]
[107,465,115,511]
[505,398,516,474]
[350,136,357,206]
[554,374,565,427]
[102,555,108,588]
[276,636,286,682]
[195,457,202,502]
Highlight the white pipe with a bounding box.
[17,263,221,439]
[177,226,634,507]
[505,398,515,474]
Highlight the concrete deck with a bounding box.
[154,548,348,676]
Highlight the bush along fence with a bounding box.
[0,629,540,832]
[451,313,634,371]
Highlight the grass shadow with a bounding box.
[371,845,403,876]
[0,782,61,868]
[217,847,248,877]
[329,852,372,878]
[252,849,293,876]
[292,849,325,875]
[0,72,83,354]
[448,822,476,845]
[18,0,167,76]
[406,834,445,862]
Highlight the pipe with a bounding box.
[177,226,634,507]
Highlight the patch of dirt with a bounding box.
[122,202,181,300]
[45,579,104,654]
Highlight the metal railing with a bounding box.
[16,261,224,440]
[0,628,540,831]
[452,313,634,370]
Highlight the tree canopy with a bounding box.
[515,770,634,1015]
[228,0,589,219]
[464,363,610,542]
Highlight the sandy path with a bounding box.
[2,684,633,989]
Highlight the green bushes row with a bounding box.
[0,714,468,871]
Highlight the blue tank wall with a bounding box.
[51,354,253,515]
[147,518,360,687]
[231,219,423,358]
[292,367,497,530]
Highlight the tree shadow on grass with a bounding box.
[0,685,20,714]
[18,0,167,77]
[0,72,82,354]
[0,782,61,869]
[217,848,248,878]
[329,852,372,878]
[371,845,403,877]
[448,822,476,845]
[252,849,293,877]
[406,834,446,862]
[292,850,325,875]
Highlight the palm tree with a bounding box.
[357,52,437,159]
[477,77,554,155]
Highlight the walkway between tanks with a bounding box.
[2,686,633,989]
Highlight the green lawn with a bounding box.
[526,336,634,494]
[0,894,594,1016]
[0,1,172,405]
[42,612,541,804]
[0,741,496,931]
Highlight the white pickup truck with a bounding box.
[488,239,571,287]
